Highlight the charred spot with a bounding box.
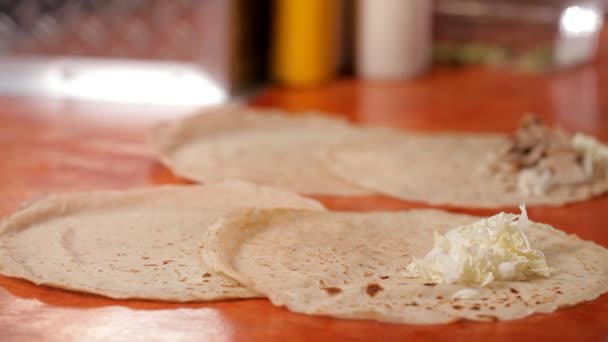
[535,301,542,305]
[364,272,374,277]
[489,306,496,310]
[470,306,481,311]
[556,290,563,294]
[141,256,150,260]
[202,273,212,278]
[162,260,174,265]
[322,287,343,296]
[365,283,383,297]
[423,283,437,287]
[436,295,444,300]
[452,305,463,310]
[411,302,418,306]
[505,303,511,307]
[509,288,519,294]
[380,275,390,279]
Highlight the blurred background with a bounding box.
[0,0,603,107]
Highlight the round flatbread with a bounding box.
[150,107,369,195]
[202,209,608,324]
[0,181,323,301]
[325,131,608,207]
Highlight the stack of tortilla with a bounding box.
[1,106,607,325]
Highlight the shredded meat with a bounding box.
[492,115,591,191]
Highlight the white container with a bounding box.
[356,0,433,80]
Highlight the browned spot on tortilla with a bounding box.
[365,283,383,297]
[535,301,542,304]
[179,278,188,282]
[364,272,374,277]
[510,288,519,294]
[477,314,498,322]
[141,256,150,260]
[436,295,444,300]
[470,305,481,311]
[163,260,174,265]
[323,287,343,296]
[143,264,157,267]
[423,283,436,286]
[411,302,418,306]
[128,269,140,273]
[202,273,212,278]
[489,306,496,310]
[380,275,390,279]
[453,305,463,310]
[556,290,563,294]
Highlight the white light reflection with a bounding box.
[554,4,603,67]
[46,59,227,106]
[559,5,603,36]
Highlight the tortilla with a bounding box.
[150,106,369,195]
[0,181,323,301]
[202,208,608,324]
[325,131,608,207]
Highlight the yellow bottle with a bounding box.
[272,0,340,87]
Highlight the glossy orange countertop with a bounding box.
[1,59,608,340]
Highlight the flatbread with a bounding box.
[0,181,323,301]
[203,209,608,324]
[150,106,369,195]
[325,131,608,207]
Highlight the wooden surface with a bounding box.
[1,62,608,341]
